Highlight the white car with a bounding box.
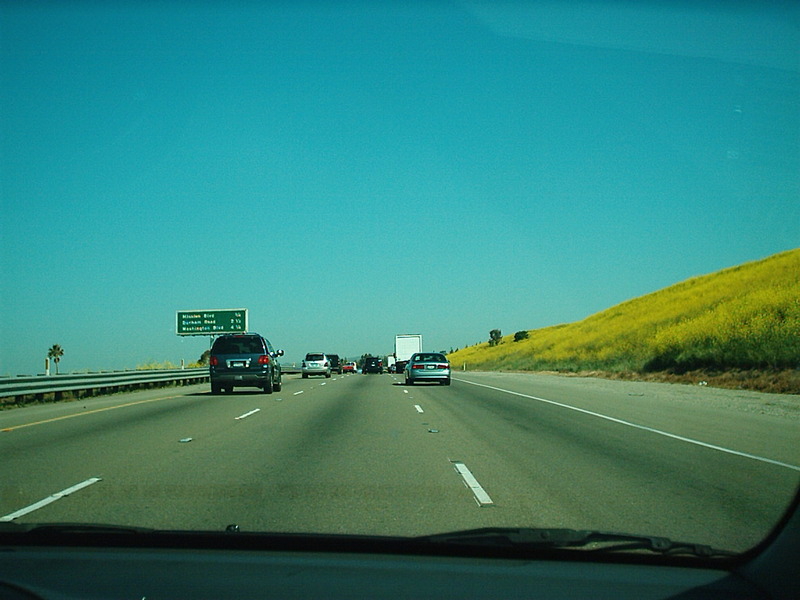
[301,353,331,378]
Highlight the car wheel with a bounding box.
[211,383,222,394]
[263,377,273,394]
[325,372,331,378]
[405,377,412,385]
[302,373,308,379]
[274,379,282,392]
[444,378,451,386]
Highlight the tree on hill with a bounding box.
[198,349,211,366]
[488,329,502,346]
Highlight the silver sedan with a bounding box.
[403,353,451,385]
[302,353,332,378]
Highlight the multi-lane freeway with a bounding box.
[1,372,798,552]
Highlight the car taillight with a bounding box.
[412,363,424,369]
[258,355,270,365]
[209,356,218,366]
[438,364,449,369]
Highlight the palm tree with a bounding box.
[47,344,64,374]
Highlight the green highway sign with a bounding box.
[176,309,248,336]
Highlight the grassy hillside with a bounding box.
[448,249,800,377]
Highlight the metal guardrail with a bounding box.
[0,368,210,404]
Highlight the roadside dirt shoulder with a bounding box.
[461,370,800,420]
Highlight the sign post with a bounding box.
[176,309,248,336]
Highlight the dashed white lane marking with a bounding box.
[451,461,493,506]
[456,378,800,472]
[293,391,304,396]
[415,405,424,413]
[1,478,103,522]
[403,390,409,394]
[235,408,261,420]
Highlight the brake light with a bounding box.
[258,355,270,365]
[438,364,449,369]
[209,356,218,366]
[412,363,424,369]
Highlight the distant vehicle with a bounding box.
[394,334,422,374]
[302,353,332,378]
[342,362,357,374]
[362,356,383,374]
[327,354,343,374]
[209,333,284,394]
[404,353,450,386]
[386,355,396,372]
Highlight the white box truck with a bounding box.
[394,334,422,373]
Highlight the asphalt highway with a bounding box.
[1,371,798,552]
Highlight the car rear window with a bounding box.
[213,337,263,355]
[416,354,447,362]
[306,354,325,361]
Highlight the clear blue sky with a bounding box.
[2,1,798,375]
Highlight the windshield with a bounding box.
[1,0,798,559]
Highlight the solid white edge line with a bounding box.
[454,378,800,472]
[415,405,424,413]
[235,408,261,420]
[0,477,103,522]
[451,461,493,506]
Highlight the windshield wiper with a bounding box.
[418,527,737,558]
[0,522,153,535]
[0,522,736,558]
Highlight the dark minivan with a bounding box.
[327,354,342,374]
[209,333,283,394]
[362,357,383,374]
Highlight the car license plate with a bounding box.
[426,365,435,369]
[231,361,246,368]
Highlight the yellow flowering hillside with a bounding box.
[449,248,800,374]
